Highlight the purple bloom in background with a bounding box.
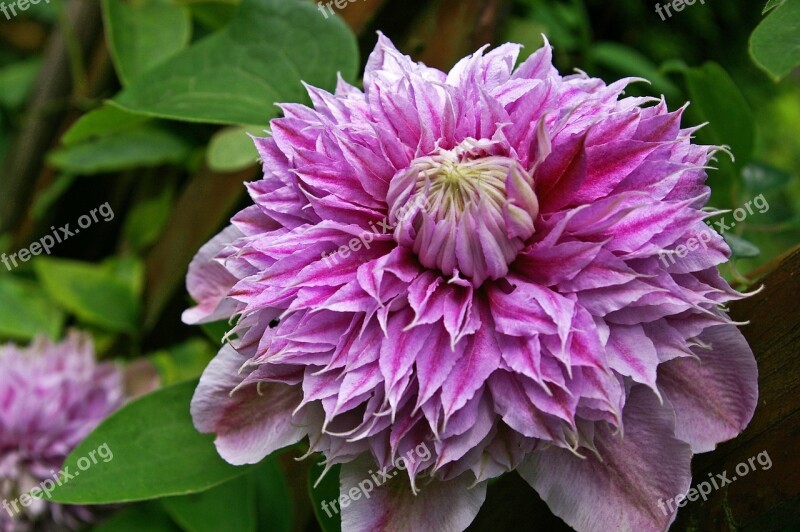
[185,35,758,531]
[0,332,123,531]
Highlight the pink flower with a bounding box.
[0,332,123,531]
[185,35,757,531]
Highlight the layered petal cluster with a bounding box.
[185,35,758,531]
[0,332,123,531]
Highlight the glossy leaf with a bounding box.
[308,460,342,532]
[123,185,177,253]
[253,458,294,532]
[0,274,64,341]
[684,62,755,169]
[0,58,42,109]
[147,338,216,385]
[48,126,193,175]
[162,474,256,532]
[207,126,263,172]
[61,105,150,147]
[113,0,358,125]
[102,0,192,85]
[750,0,800,81]
[34,257,141,334]
[724,233,761,258]
[49,380,250,504]
[92,502,182,532]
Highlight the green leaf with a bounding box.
[48,125,193,175]
[586,42,680,100]
[62,105,150,146]
[49,380,249,504]
[147,338,216,385]
[514,0,589,52]
[207,126,263,172]
[253,458,293,532]
[112,0,358,125]
[102,0,192,85]
[723,233,761,258]
[187,0,238,32]
[762,0,786,13]
[0,275,64,341]
[92,502,182,532]
[684,62,755,169]
[31,174,78,221]
[123,185,176,253]
[34,257,141,334]
[742,161,793,192]
[308,461,342,532]
[162,473,256,532]
[750,0,800,81]
[0,58,42,109]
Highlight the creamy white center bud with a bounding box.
[387,138,539,285]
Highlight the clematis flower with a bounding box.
[185,35,758,531]
[0,332,123,531]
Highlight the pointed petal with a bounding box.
[191,345,308,465]
[340,457,487,532]
[658,324,758,452]
[518,386,692,531]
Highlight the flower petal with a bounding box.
[340,456,487,532]
[658,324,758,452]
[191,345,309,465]
[518,385,692,531]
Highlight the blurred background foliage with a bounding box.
[0,0,798,530]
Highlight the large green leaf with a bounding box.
[207,126,263,172]
[102,0,192,85]
[92,502,182,532]
[48,125,193,175]
[112,0,358,125]
[147,338,216,385]
[308,461,342,532]
[122,184,177,253]
[685,62,755,167]
[253,458,293,532]
[723,233,762,259]
[61,105,150,146]
[586,42,680,100]
[0,274,64,341]
[34,258,141,334]
[162,473,256,532]
[0,58,42,109]
[750,0,800,81]
[49,380,249,504]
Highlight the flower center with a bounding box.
[387,139,539,285]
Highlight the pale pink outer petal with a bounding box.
[191,345,309,465]
[340,456,487,532]
[518,386,692,532]
[658,324,758,453]
[183,225,243,324]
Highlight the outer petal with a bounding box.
[518,386,692,532]
[191,345,309,465]
[658,324,758,453]
[183,225,243,324]
[340,456,487,532]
